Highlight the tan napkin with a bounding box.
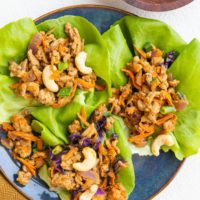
[0,172,27,200]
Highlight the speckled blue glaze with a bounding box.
[0,6,183,200]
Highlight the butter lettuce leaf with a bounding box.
[39,165,70,200]
[102,25,132,87]
[37,15,111,94]
[114,15,186,54]
[31,89,108,143]
[0,18,37,75]
[31,120,63,146]
[113,115,135,197]
[166,39,200,159]
[0,75,39,123]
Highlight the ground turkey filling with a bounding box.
[9,23,99,108]
[108,45,188,148]
[0,105,128,200]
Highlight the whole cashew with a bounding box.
[79,184,98,200]
[73,147,97,171]
[42,65,59,92]
[151,134,175,156]
[75,51,93,74]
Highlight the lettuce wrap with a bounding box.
[39,116,135,200]
[103,15,200,160]
[0,16,111,140]
[165,39,200,160]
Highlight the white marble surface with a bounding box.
[0,1,200,200]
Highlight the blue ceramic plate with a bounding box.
[0,5,184,200]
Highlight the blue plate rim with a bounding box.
[1,4,185,200]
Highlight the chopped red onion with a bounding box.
[164,51,178,68]
[95,188,105,196]
[28,32,43,54]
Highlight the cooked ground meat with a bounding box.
[38,89,56,105]
[107,183,127,200]
[105,117,114,131]
[61,150,81,170]
[108,45,188,147]
[92,104,108,122]
[14,140,32,158]
[0,112,46,186]
[17,170,32,186]
[9,22,99,108]
[0,138,14,149]
[51,172,77,190]
[68,120,82,134]
[11,114,32,133]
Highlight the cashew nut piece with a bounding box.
[79,184,98,200]
[73,147,97,171]
[151,134,175,156]
[42,65,59,92]
[75,51,92,74]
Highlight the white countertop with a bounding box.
[0,1,200,200]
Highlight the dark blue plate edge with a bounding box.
[0,4,185,200]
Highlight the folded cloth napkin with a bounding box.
[0,172,26,200]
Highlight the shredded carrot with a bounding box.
[76,78,95,89]
[139,123,155,134]
[154,49,163,57]
[8,131,43,150]
[156,66,161,74]
[108,171,116,185]
[35,157,45,169]
[16,157,36,176]
[70,81,78,98]
[62,148,77,161]
[81,106,87,120]
[10,83,21,89]
[2,122,14,131]
[50,165,55,178]
[95,84,107,91]
[134,46,146,58]
[122,68,141,90]
[8,131,39,142]
[77,113,90,127]
[36,139,43,151]
[161,91,173,105]
[133,63,142,73]
[156,113,176,125]
[12,152,17,160]
[110,100,117,113]
[152,69,158,78]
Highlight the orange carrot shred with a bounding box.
[2,122,14,131]
[70,81,78,98]
[76,78,95,89]
[62,148,77,161]
[8,131,39,142]
[156,113,176,126]
[95,84,107,91]
[77,113,90,127]
[110,101,117,113]
[81,106,87,120]
[36,139,43,151]
[16,157,36,176]
[134,46,146,58]
[122,68,141,90]
[50,165,55,178]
